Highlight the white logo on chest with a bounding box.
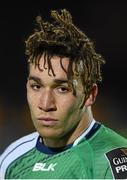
[32,162,57,171]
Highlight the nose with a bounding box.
[38,89,57,112]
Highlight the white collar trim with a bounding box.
[73,119,96,147]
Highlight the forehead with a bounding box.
[29,55,70,80]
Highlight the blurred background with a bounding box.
[0,1,127,154]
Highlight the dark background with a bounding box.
[0,1,127,153]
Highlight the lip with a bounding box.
[37,117,58,126]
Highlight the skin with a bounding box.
[26,55,98,147]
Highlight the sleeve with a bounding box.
[105,147,127,179]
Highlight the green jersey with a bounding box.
[0,120,127,179]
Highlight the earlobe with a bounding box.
[85,84,98,107]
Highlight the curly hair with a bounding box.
[25,9,105,96]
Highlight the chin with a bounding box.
[37,127,62,139]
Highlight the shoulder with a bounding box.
[88,124,127,155]
[100,125,127,178]
[100,124,127,145]
[74,123,127,178]
[0,132,39,178]
[88,124,127,178]
[0,131,39,157]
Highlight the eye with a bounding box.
[30,84,41,91]
[56,86,71,93]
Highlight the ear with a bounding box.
[85,84,98,107]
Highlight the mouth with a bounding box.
[37,117,58,126]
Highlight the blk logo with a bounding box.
[32,162,57,171]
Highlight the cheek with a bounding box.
[27,92,38,112]
[59,95,75,106]
[57,96,77,117]
[58,94,84,124]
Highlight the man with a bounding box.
[0,9,127,179]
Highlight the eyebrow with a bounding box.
[28,76,69,85]
[28,76,42,84]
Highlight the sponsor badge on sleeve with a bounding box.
[105,147,127,179]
